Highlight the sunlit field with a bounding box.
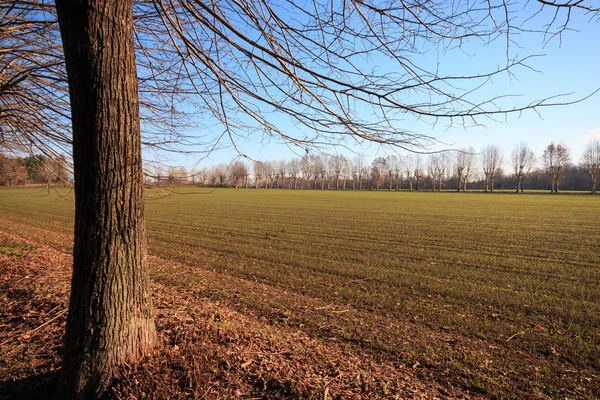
[1,187,598,398]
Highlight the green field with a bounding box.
[1,187,598,398]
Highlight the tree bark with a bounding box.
[56,1,156,397]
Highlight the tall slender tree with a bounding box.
[581,139,600,194]
[512,143,536,193]
[481,145,503,192]
[542,142,571,193]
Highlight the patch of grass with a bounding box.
[0,187,598,398]
[0,239,34,256]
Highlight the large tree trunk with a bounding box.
[56,1,156,397]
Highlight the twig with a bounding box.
[506,331,524,342]
[0,308,67,347]
[322,373,343,400]
[344,277,377,286]
[314,304,335,311]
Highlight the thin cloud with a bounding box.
[578,129,600,143]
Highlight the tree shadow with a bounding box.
[0,370,59,400]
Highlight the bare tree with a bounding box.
[413,155,424,191]
[3,0,597,395]
[301,154,312,189]
[231,161,248,188]
[428,154,448,192]
[582,139,600,194]
[512,143,536,192]
[462,149,476,191]
[352,155,366,190]
[454,149,474,192]
[276,160,287,189]
[371,157,386,190]
[404,155,415,191]
[288,158,300,189]
[0,154,28,186]
[340,156,350,190]
[481,145,503,192]
[253,161,266,189]
[329,155,345,190]
[385,155,399,191]
[542,142,571,193]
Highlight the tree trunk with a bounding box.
[56,1,156,397]
[520,177,525,193]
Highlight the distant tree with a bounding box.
[310,155,326,190]
[23,155,48,184]
[253,161,267,189]
[231,161,248,188]
[301,155,312,189]
[454,149,474,192]
[371,157,386,190]
[404,155,415,191]
[352,155,366,190]
[428,154,448,191]
[276,160,287,189]
[542,142,571,193]
[413,155,424,191]
[581,139,600,194]
[481,145,503,192]
[340,156,350,190]
[329,155,345,190]
[511,143,536,192]
[177,167,188,185]
[0,154,28,186]
[288,159,300,189]
[384,155,398,191]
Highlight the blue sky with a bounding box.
[154,2,600,173]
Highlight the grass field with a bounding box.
[0,187,598,398]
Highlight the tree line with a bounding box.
[151,141,600,194]
[0,153,69,186]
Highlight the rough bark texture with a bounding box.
[56,1,157,397]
